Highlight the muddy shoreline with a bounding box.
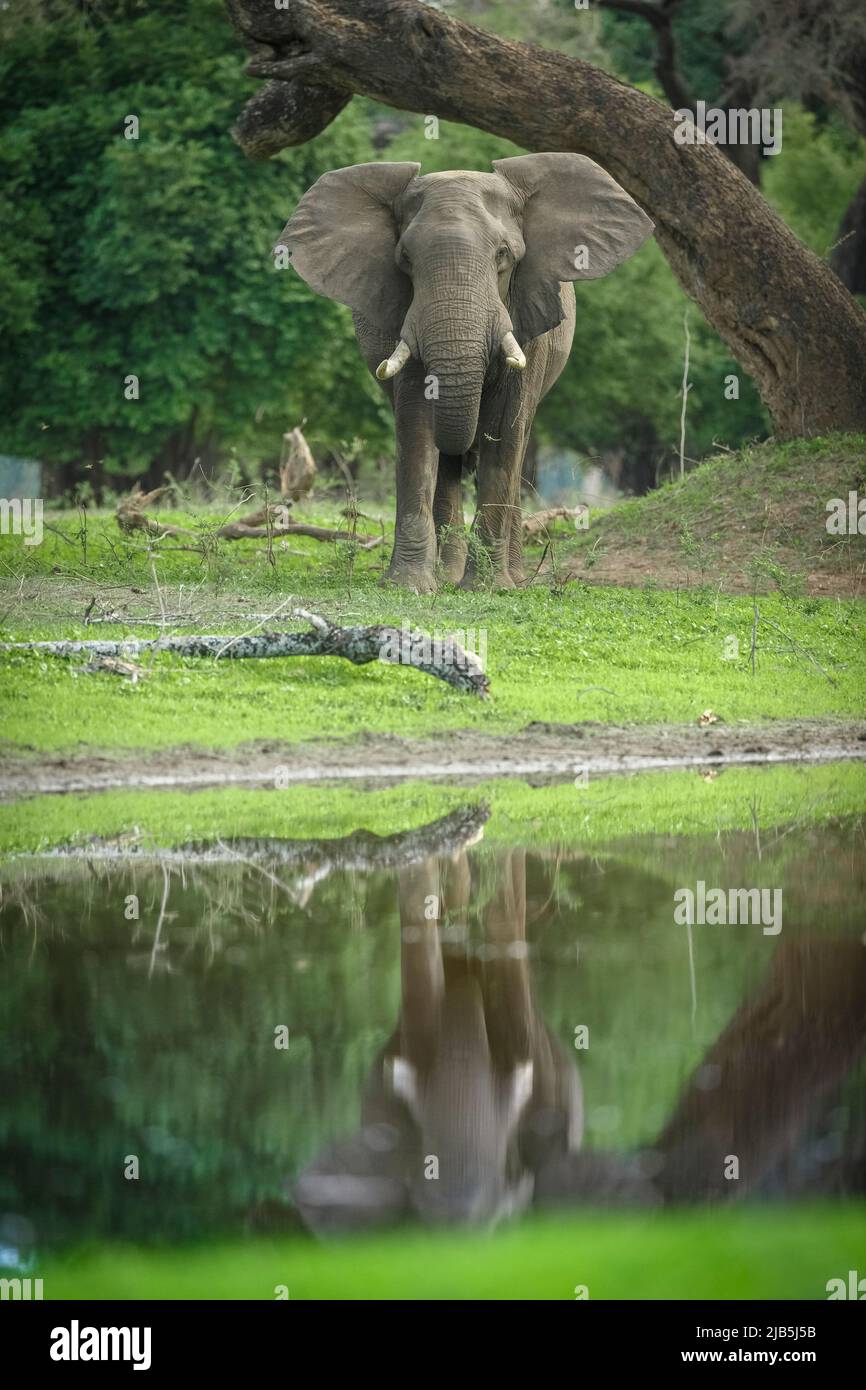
[2,718,864,799]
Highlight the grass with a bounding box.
[1,760,863,855]
[3,580,863,749]
[36,1204,866,1300]
[1,519,864,755]
[1,434,863,756]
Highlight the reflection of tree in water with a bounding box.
[294,838,866,1233]
[0,808,864,1249]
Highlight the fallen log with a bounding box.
[276,523,382,547]
[523,506,589,538]
[216,510,383,547]
[114,491,384,547]
[1,610,490,697]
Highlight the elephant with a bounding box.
[277,153,654,592]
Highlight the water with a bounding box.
[0,797,864,1259]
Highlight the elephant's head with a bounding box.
[385,975,537,1227]
[278,154,653,455]
[294,977,584,1233]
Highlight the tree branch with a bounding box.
[223,0,866,436]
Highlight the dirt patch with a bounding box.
[2,718,864,799]
[561,553,866,598]
[556,437,866,597]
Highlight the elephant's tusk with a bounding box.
[502,332,526,370]
[376,340,412,381]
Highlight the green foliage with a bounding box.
[763,108,866,260]
[543,243,768,458]
[445,0,608,62]
[0,0,391,484]
[598,0,734,103]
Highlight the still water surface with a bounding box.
[1,795,864,1262]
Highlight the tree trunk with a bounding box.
[224,0,866,437]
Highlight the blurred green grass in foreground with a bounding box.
[40,1205,866,1300]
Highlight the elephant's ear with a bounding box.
[276,161,421,336]
[492,152,654,341]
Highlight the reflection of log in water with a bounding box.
[41,805,490,873]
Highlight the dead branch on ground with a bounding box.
[2,610,490,697]
[116,484,194,538]
[115,491,384,548]
[523,506,589,538]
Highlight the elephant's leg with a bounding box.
[396,858,444,1072]
[507,460,526,586]
[438,848,471,945]
[504,294,573,588]
[484,849,534,1064]
[499,371,561,588]
[386,367,439,593]
[462,458,517,590]
[433,452,467,584]
[461,426,526,590]
[459,369,532,590]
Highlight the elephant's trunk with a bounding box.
[410,248,497,456]
[429,364,485,456]
[410,974,511,1225]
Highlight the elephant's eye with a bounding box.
[496,246,511,270]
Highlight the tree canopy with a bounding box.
[1,0,863,494]
[0,0,392,490]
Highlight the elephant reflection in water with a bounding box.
[294,849,866,1233]
[295,847,651,1233]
